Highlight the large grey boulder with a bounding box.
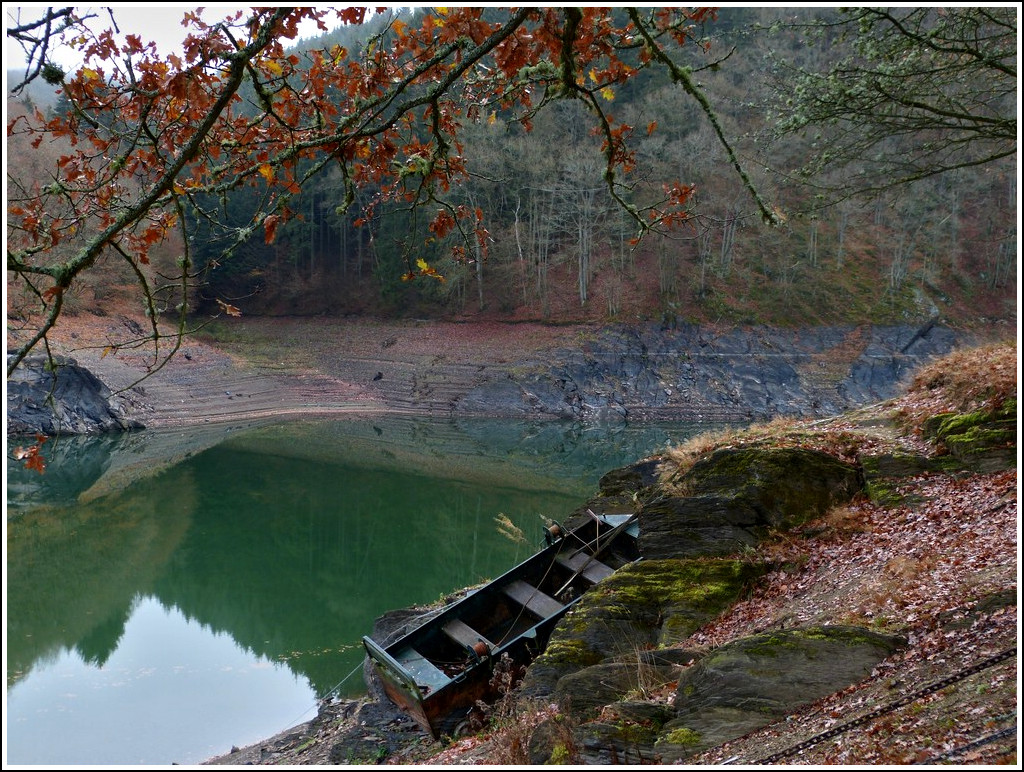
[639,447,863,559]
[6,354,142,436]
[654,626,905,762]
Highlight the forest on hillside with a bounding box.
[6,7,1017,334]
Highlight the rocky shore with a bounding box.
[8,317,964,436]
[6,316,1015,766]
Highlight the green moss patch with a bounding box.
[658,727,703,747]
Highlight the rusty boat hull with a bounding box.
[362,512,640,738]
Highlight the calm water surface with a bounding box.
[6,416,710,765]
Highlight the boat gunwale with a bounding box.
[362,512,639,734]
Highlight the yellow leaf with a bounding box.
[258,164,274,183]
[264,58,283,76]
[416,257,430,272]
[487,111,497,126]
[81,67,99,81]
[600,86,615,101]
[588,68,599,83]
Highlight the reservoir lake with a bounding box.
[5,415,716,765]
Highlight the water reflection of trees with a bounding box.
[6,472,195,686]
[150,445,578,695]
[7,418,689,696]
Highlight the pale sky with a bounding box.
[3,4,342,72]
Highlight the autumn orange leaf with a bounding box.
[264,214,280,244]
[13,435,47,474]
[216,299,242,317]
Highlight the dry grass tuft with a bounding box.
[494,513,526,544]
[660,415,871,492]
[660,417,800,485]
[470,652,582,765]
[658,340,1018,487]
[892,340,1017,432]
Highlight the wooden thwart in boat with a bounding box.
[362,512,640,738]
[442,619,494,653]
[556,549,614,583]
[502,579,563,619]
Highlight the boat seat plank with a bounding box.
[395,647,449,692]
[502,579,564,619]
[442,619,494,652]
[556,550,614,584]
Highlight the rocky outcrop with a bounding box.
[526,620,906,765]
[519,559,762,705]
[638,447,863,558]
[653,626,905,763]
[6,354,143,436]
[920,399,1017,473]
[455,322,960,422]
[548,625,904,765]
[519,441,891,764]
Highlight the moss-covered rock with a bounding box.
[920,401,1017,472]
[553,661,669,720]
[655,625,905,762]
[639,447,863,558]
[519,558,762,700]
[527,715,582,765]
[573,719,665,765]
[600,699,676,729]
[858,452,965,504]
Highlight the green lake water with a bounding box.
[5,416,712,765]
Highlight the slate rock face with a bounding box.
[453,322,961,422]
[597,457,663,496]
[654,626,905,762]
[6,354,143,436]
[639,447,863,559]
